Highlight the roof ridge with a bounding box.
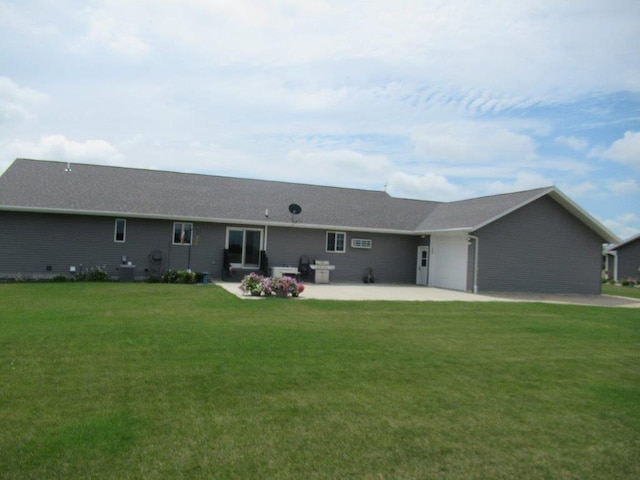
[15,159,550,207]
[14,158,395,197]
[443,186,553,205]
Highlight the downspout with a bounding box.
[468,235,479,294]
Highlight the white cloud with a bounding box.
[134,141,264,178]
[4,135,123,164]
[49,0,640,103]
[411,122,536,164]
[603,212,640,241]
[284,149,391,188]
[483,172,552,195]
[560,178,640,201]
[386,172,468,202]
[608,179,639,196]
[75,8,151,59]
[0,76,49,122]
[199,76,356,113]
[534,157,594,176]
[558,179,639,199]
[0,1,58,37]
[0,159,13,176]
[599,131,640,170]
[560,181,599,199]
[555,136,588,152]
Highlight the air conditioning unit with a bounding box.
[351,238,372,249]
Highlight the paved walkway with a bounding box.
[214,282,640,307]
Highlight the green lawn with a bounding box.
[1,283,639,479]
[603,283,640,299]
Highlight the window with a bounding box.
[173,222,193,245]
[114,219,126,243]
[226,228,263,267]
[351,238,372,249]
[326,231,346,253]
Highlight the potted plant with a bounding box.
[273,275,299,298]
[293,282,304,297]
[239,273,265,296]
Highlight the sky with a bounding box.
[1,0,639,241]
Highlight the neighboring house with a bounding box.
[604,233,640,282]
[0,158,619,294]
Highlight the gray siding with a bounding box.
[473,196,604,294]
[266,227,419,283]
[1,211,418,283]
[0,211,227,280]
[616,239,640,280]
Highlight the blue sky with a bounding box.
[1,0,639,240]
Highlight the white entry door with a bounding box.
[416,246,429,285]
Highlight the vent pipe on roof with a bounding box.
[64,161,72,172]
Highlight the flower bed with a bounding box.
[239,273,304,298]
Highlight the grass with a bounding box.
[1,283,639,479]
[603,283,640,299]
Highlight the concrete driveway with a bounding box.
[215,282,640,307]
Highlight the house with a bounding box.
[604,233,640,282]
[0,158,619,294]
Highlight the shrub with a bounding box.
[178,270,196,284]
[181,273,190,283]
[161,270,178,283]
[82,266,110,282]
[161,269,196,284]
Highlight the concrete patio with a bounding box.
[214,282,640,307]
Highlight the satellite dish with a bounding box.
[288,204,302,215]
[288,203,302,223]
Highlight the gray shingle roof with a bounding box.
[415,187,552,232]
[606,232,640,251]
[0,159,437,232]
[0,158,619,242]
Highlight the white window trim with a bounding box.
[114,218,126,243]
[326,231,346,253]
[172,222,193,246]
[225,227,264,268]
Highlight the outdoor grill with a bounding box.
[309,260,335,284]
